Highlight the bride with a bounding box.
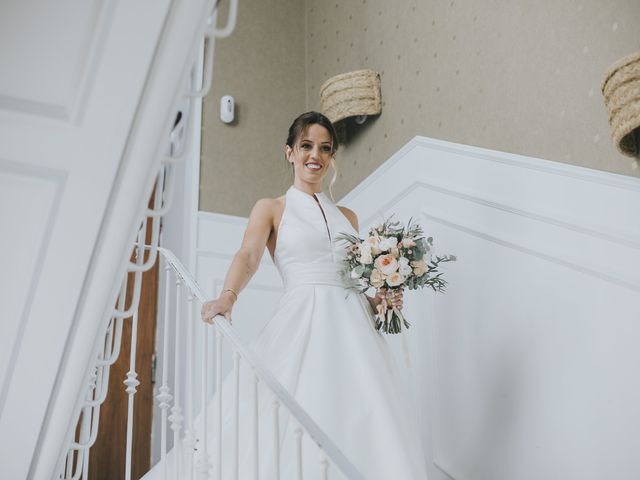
[146,111,429,479]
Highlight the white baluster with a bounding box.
[272,398,280,480]
[197,319,212,479]
[157,264,173,480]
[319,454,329,480]
[252,374,259,480]
[183,294,197,479]
[124,310,141,480]
[64,448,73,479]
[294,424,303,480]
[169,278,184,478]
[216,330,223,480]
[232,351,240,480]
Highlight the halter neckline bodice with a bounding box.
[274,184,357,291]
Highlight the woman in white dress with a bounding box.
[145,112,429,479]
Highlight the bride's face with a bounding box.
[285,123,334,185]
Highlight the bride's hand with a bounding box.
[201,292,236,324]
[374,287,404,310]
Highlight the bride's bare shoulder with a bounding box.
[249,194,284,222]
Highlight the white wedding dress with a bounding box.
[143,184,428,480]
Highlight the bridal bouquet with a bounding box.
[335,215,456,334]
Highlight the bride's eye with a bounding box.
[301,143,311,149]
[321,145,332,153]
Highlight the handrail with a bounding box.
[159,246,367,480]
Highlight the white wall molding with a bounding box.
[0,0,113,121]
[0,158,66,417]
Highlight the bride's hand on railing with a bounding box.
[374,287,404,310]
[201,291,236,324]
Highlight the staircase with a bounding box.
[0,1,367,478]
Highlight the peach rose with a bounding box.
[374,254,399,276]
[386,271,406,287]
[369,268,385,288]
[410,259,427,276]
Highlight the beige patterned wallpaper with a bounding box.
[201,0,640,215]
[199,0,305,214]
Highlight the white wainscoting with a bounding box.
[342,136,640,480]
[195,135,640,480]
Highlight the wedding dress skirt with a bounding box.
[142,185,428,480]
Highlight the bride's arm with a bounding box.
[201,198,274,323]
[223,198,275,297]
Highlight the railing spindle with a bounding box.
[272,398,280,479]
[170,278,184,479]
[232,351,240,480]
[197,317,211,479]
[252,374,259,480]
[215,330,223,480]
[294,424,303,480]
[319,454,329,480]
[124,310,141,480]
[157,264,173,480]
[184,294,197,479]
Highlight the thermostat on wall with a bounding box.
[220,95,234,123]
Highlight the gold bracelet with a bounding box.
[221,288,238,301]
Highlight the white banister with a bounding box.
[157,247,367,480]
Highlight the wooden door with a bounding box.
[88,197,160,480]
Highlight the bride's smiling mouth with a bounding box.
[305,162,323,171]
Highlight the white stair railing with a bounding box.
[55,0,233,477]
[157,247,366,480]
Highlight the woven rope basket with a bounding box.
[319,69,382,124]
[601,50,640,157]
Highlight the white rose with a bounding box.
[374,254,399,276]
[398,257,412,276]
[386,271,406,287]
[370,268,385,288]
[378,236,398,252]
[365,235,382,255]
[359,243,373,264]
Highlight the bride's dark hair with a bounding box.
[285,111,339,201]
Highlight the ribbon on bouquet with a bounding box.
[374,294,412,368]
[374,292,409,332]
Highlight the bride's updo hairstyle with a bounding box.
[285,111,340,201]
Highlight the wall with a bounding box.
[305,0,640,200]
[199,0,306,215]
[201,1,639,215]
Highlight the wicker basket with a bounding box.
[319,69,382,124]
[601,51,640,157]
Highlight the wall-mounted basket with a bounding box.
[319,69,382,125]
[601,51,640,157]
